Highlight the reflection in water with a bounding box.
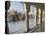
[8,18,36,33]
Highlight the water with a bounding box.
[8,17,36,33]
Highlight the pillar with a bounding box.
[38,8,41,25]
[42,9,45,32]
[40,8,44,32]
[36,7,39,25]
[24,3,30,32]
[5,1,10,34]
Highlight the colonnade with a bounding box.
[24,3,44,32]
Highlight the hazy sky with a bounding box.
[9,1,24,12]
[8,1,36,13]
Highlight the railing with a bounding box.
[28,24,40,32]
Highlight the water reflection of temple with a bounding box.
[7,10,19,21]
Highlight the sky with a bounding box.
[9,1,24,13]
[8,1,36,14]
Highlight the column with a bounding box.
[38,8,41,25]
[42,9,45,32]
[5,1,10,34]
[36,7,39,25]
[24,3,29,32]
[38,7,43,32]
[40,8,44,32]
